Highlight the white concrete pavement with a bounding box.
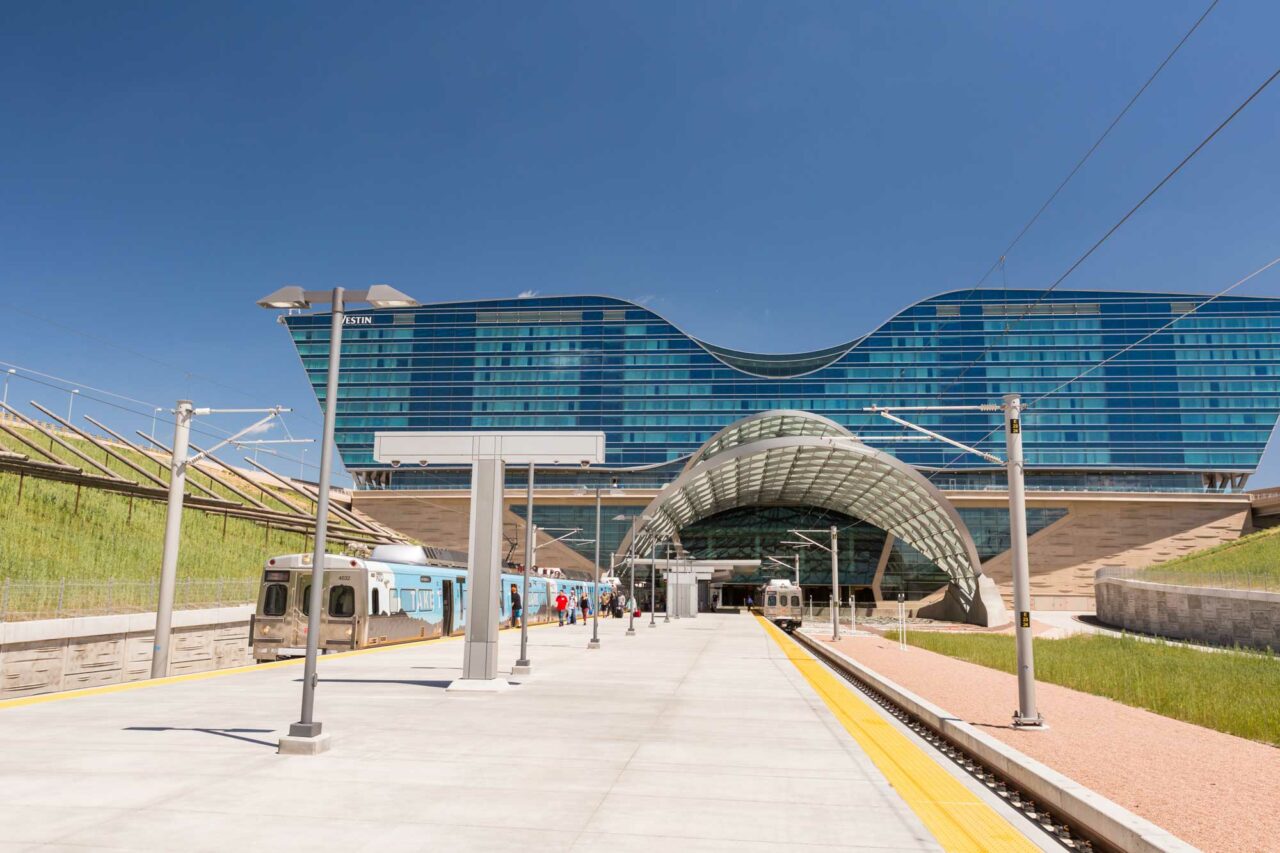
[0,614,947,852]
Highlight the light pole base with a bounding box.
[626,628,636,636]
[511,661,532,676]
[288,721,322,738]
[587,638,601,649]
[278,732,331,755]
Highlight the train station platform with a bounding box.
[0,614,1050,851]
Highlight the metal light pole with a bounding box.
[67,388,79,422]
[150,406,162,439]
[257,283,418,748]
[515,464,535,673]
[1004,393,1042,726]
[589,485,602,649]
[649,543,657,627]
[151,401,193,678]
[626,538,637,636]
[2,368,14,406]
[663,543,671,623]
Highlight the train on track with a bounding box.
[760,578,803,633]
[251,544,617,662]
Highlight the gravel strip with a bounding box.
[824,633,1280,853]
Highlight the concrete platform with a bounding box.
[0,615,1033,851]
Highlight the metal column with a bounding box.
[515,463,534,673]
[1004,394,1043,726]
[461,456,505,683]
[830,525,839,642]
[151,400,193,679]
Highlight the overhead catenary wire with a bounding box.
[923,253,1280,478]
[0,299,321,428]
[890,0,1221,400]
[937,62,1280,399]
[0,367,329,477]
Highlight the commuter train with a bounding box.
[251,544,617,662]
[761,578,803,633]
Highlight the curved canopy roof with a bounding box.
[622,411,983,594]
[685,409,853,471]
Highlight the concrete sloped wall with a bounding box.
[1095,571,1280,651]
[0,606,252,698]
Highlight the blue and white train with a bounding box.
[251,544,618,662]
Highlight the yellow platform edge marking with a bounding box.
[756,616,1039,853]
[0,618,556,711]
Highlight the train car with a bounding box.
[761,578,803,633]
[250,545,590,663]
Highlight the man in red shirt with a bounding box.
[555,591,568,627]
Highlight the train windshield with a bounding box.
[262,584,287,616]
[328,585,356,617]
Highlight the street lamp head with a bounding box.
[257,285,310,310]
[364,284,419,309]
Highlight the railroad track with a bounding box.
[786,627,1121,853]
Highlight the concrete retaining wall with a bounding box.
[0,606,253,698]
[1095,570,1280,651]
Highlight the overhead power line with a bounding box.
[888,0,1220,415]
[938,62,1280,398]
[964,0,1221,297]
[925,253,1280,477]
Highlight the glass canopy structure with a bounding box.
[616,411,1002,625]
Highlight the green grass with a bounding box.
[0,469,323,617]
[904,630,1280,746]
[1137,524,1280,589]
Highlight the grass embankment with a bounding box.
[903,631,1280,746]
[1138,524,1280,590]
[0,468,318,617]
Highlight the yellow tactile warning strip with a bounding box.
[0,619,558,711]
[756,616,1039,853]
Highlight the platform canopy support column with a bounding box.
[373,430,605,692]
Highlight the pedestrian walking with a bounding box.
[555,590,568,626]
[509,583,522,629]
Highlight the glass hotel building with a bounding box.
[284,290,1280,598]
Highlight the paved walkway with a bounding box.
[0,615,1042,852]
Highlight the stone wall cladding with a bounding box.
[1095,570,1280,652]
[0,606,252,698]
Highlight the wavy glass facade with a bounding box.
[284,290,1280,492]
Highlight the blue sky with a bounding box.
[2,1,1279,485]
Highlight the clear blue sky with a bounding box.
[2,1,1279,485]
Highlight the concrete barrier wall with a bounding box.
[0,606,253,698]
[1095,571,1280,651]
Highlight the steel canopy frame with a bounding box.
[617,413,986,612]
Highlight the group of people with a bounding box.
[551,588,635,625]
[507,583,636,627]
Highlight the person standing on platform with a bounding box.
[509,583,522,629]
[555,590,568,627]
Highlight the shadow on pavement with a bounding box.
[123,726,277,748]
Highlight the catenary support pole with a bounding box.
[589,487,601,649]
[1005,393,1043,726]
[663,543,671,623]
[830,525,840,642]
[626,537,636,636]
[292,288,345,738]
[151,400,193,678]
[514,463,534,673]
[649,543,657,627]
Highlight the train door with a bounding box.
[442,579,454,636]
[287,571,310,647]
